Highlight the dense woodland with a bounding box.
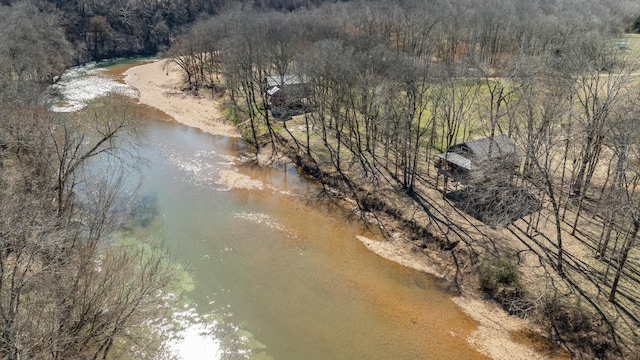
[2,0,640,359]
[1,0,346,62]
[0,1,184,359]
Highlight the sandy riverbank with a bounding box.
[124,59,240,138]
[123,60,557,360]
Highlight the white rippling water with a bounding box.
[163,147,223,188]
[167,308,222,360]
[49,63,137,112]
[234,212,297,239]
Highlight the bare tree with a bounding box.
[0,2,74,83]
[0,100,178,360]
[564,37,634,236]
[518,73,573,275]
[387,54,434,191]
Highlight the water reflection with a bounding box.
[167,308,221,360]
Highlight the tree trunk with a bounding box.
[609,220,638,302]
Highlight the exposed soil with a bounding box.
[124,59,240,138]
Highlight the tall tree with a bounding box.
[518,71,572,275]
[0,101,178,360]
[567,40,634,234]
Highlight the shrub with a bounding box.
[542,295,619,359]
[478,256,536,317]
[478,256,521,297]
[478,256,524,302]
[543,296,592,334]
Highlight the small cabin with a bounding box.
[614,40,629,50]
[264,74,310,120]
[264,74,308,103]
[435,134,519,183]
[266,75,307,88]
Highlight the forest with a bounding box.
[0,1,183,359]
[2,0,640,359]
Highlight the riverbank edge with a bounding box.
[122,59,562,360]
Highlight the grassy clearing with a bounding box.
[619,33,640,62]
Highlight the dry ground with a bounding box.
[123,59,240,138]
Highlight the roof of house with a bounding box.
[437,152,473,170]
[266,75,307,87]
[267,86,280,96]
[438,134,519,172]
[451,134,517,160]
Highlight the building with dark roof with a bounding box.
[435,134,519,182]
[264,74,311,120]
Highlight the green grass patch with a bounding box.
[619,33,640,62]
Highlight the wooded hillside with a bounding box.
[1,2,181,359]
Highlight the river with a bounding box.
[53,61,491,360]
